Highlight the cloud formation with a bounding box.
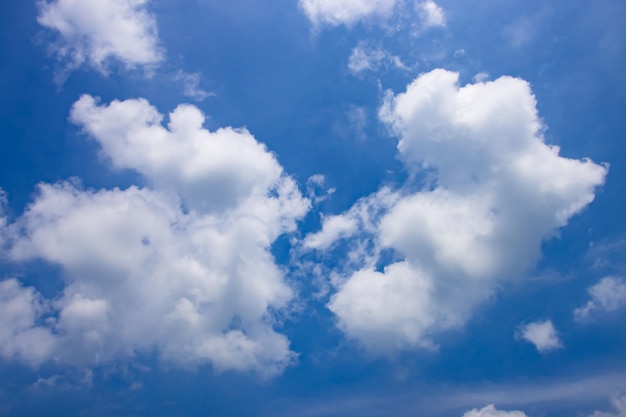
[516,320,562,352]
[307,69,608,353]
[37,0,163,73]
[575,277,626,321]
[1,97,310,376]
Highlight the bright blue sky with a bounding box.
[1,1,626,416]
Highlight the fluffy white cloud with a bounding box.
[3,98,310,376]
[299,0,397,26]
[304,187,398,252]
[37,0,163,72]
[575,277,626,321]
[0,279,57,366]
[417,0,446,28]
[589,394,626,417]
[463,405,528,417]
[516,320,562,352]
[314,69,607,352]
[70,95,291,214]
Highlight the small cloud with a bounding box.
[453,48,467,58]
[417,0,446,29]
[516,320,563,352]
[575,276,626,321]
[173,71,214,101]
[463,404,528,417]
[348,43,409,75]
[346,106,368,140]
[299,0,398,27]
[473,72,490,83]
[306,174,335,204]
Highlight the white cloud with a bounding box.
[299,0,397,26]
[463,405,528,417]
[348,44,409,75]
[417,0,446,28]
[473,72,490,83]
[304,215,359,251]
[329,262,439,351]
[306,174,336,204]
[173,71,214,102]
[311,69,607,352]
[516,320,563,352]
[589,394,626,417]
[70,95,291,214]
[37,0,163,73]
[3,97,310,376]
[304,187,398,253]
[299,0,447,31]
[575,276,626,321]
[0,279,57,366]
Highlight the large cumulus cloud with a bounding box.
[1,97,309,376]
[307,69,608,353]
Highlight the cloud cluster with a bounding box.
[37,0,163,73]
[516,320,562,352]
[307,69,607,353]
[575,276,626,321]
[1,97,309,376]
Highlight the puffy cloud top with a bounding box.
[70,95,286,214]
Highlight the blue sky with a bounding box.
[0,0,625,416]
